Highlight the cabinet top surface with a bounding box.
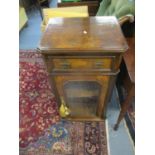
[38,17,128,53]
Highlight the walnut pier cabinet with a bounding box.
[38,17,128,121]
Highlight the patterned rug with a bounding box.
[19,50,60,148]
[19,50,109,155]
[20,121,108,155]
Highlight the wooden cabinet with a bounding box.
[38,17,128,121]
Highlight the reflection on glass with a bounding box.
[64,81,101,117]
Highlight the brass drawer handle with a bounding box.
[61,62,71,69]
[94,62,104,68]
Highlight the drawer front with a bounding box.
[52,58,114,71]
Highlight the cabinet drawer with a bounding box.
[51,58,114,71]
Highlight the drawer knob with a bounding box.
[94,62,104,68]
[61,62,71,69]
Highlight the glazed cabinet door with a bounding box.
[53,75,110,120]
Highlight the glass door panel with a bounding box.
[64,81,101,117]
